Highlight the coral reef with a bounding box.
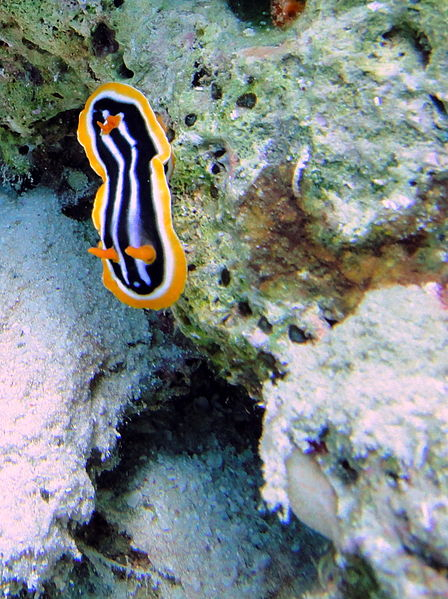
[261,285,448,598]
[0,0,446,596]
[0,187,195,591]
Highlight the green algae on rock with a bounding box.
[0,0,129,180]
[112,0,448,388]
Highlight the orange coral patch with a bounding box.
[271,0,306,27]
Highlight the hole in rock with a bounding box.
[91,22,119,57]
[74,355,331,597]
[429,94,447,116]
[382,25,431,68]
[117,59,134,78]
[227,0,271,25]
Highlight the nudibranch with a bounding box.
[77,82,186,309]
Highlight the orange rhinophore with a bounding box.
[125,244,157,265]
[96,113,121,135]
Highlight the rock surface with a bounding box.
[0,0,447,597]
[82,430,326,599]
[0,187,191,591]
[261,285,448,598]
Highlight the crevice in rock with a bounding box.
[69,358,330,598]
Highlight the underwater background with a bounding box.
[0,0,447,597]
